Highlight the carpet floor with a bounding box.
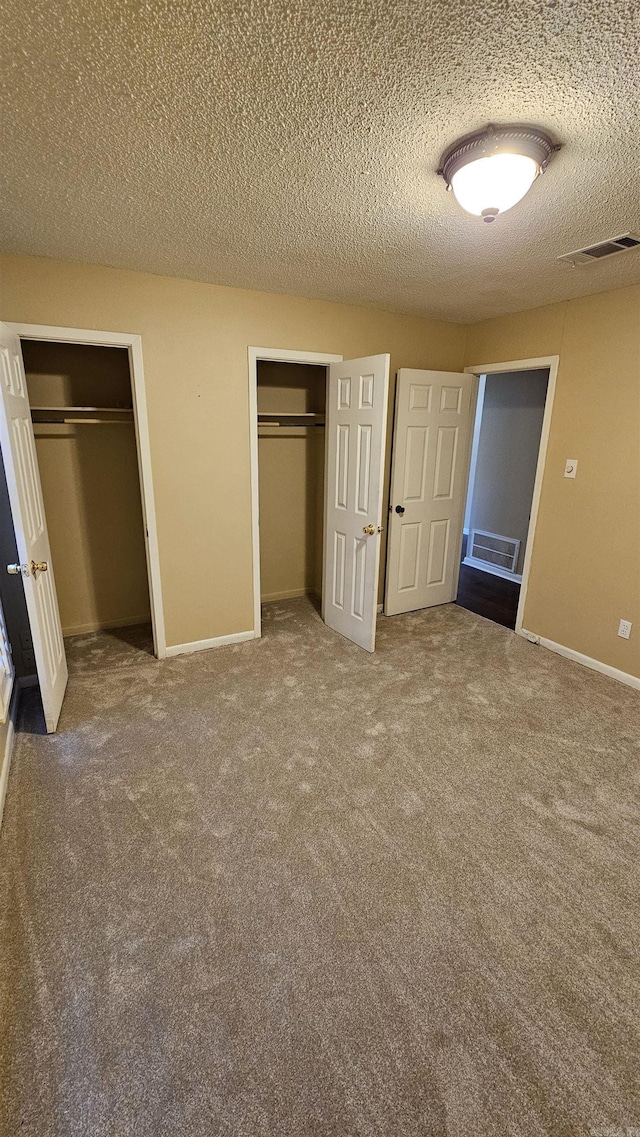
[0,598,638,1137]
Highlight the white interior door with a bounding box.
[0,595,14,724]
[323,354,390,651]
[385,368,474,617]
[0,323,67,732]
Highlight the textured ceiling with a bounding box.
[1,0,640,322]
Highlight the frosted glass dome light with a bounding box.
[450,153,539,218]
[438,125,559,222]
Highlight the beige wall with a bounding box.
[3,255,637,680]
[465,285,640,678]
[0,254,465,647]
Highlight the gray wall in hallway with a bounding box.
[468,369,548,575]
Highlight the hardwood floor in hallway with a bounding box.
[456,534,520,629]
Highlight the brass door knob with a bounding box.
[30,560,48,577]
[363,524,375,535]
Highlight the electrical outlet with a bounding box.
[564,459,578,478]
[618,619,632,640]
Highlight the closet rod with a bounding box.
[40,418,133,425]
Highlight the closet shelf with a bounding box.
[31,405,134,425]
[258,411,325,428]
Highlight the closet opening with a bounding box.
[249,347,343,639]
[250,346,391,651]
[256,359,328,617]
[21,339,155,652]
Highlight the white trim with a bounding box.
[518,628,640,691]
[463,556,522,583]
[165,629,256,657]
[248,346,343,639]
[0,685,18,829]
[6,323,167,659]
[463,373,486,534]
[463,355,559,635]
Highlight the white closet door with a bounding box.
[0,595,13,724]
[385,368,474,616]
[0,323,67,732]
[323,354,390,651]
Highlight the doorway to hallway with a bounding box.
[455,367,549,630]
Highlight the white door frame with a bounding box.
[248,346,342,638]
[5,323,167,658]
[461,355,559,635]
[462,373,486,536]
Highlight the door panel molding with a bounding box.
[0,323,68,730]
[385,369,474,617]
[323,354,390,651]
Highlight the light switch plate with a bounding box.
[564,459,578,478]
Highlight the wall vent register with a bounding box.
[468,529,520,575]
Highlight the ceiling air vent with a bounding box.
[558,234,640,266]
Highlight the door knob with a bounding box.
[363,524,376,535]
[395,505,405,514]
[8,561,48,577]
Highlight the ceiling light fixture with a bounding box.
[437,124,560,222]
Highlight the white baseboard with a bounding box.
[518,628,640,691]
[0,686,19,830]
[463,556,522,584]
[63,613,151,637]
[165,630,257,658]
